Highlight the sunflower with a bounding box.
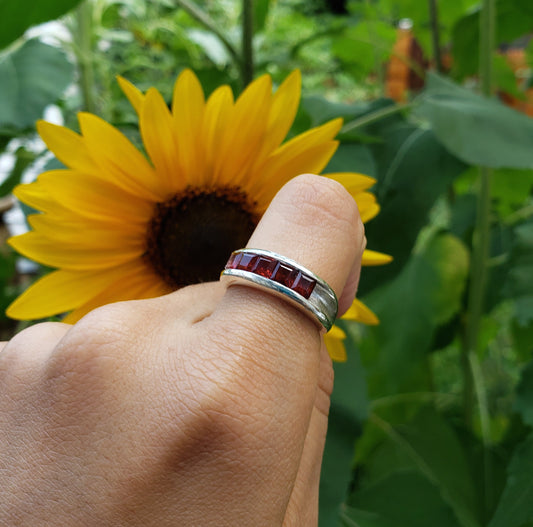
[7,69,391,361]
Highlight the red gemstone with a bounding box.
[272,262,296,286]
[254,256,277,278]
[226,253,236,269]
[237,252,257,271]
[226,252,242,269]
[292,273,316,299]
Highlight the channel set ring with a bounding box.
[220,248,338,332]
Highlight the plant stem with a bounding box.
[462,0,496,516]
[479,0,496,97]
[428,0,443,72]
[463,0,495,426]
[175,0,242,71]
[241,0,254,88]
[75,0,97,114]
[340,103,411,134]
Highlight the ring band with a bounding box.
[220,249,338,332]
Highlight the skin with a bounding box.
[0,174,365,526]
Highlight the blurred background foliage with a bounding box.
[1,0,533,525]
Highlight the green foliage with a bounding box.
[359,233,469,395]
[504,218,533,325]
[320,348,368,525]
[343,469,462,527]
[0,0,82,50]
[452,0,533,79]
[0,39,74,130]
[489,434,533,527]
[2,0,533,525]
[416,73,533,169]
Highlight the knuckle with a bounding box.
[45,302,141,386]
[0,322,68,387]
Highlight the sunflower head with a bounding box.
[7,69,391,360]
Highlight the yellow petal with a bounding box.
[201,85,234,186]
[36,170,153,224]
[172,69,206,185]
[254,142,339,210]
[354,191,380,223]
[78,112,162,201]
[14,180,65,213]
[324,325,348,362]
[250,118,343,198]
[273,117,343,161]
[6,263,138,320]
[325,172,377,193]
[117,75,145,115]
[27,213,144,251]
[341,298,379,325]
[8,231,142,271]
[63,264,171,323]
[258,70,301,157]
[141,88,185,196]
[37,121,98,173]
[362,249,393,266]
[216,74,273,186]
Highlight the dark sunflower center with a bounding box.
[145,187,258,289]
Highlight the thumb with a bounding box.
[212,173,364,368]
[200,173,364,523]
[207,172,364,427]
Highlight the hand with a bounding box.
[0,174,365,526]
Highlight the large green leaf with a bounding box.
[319,344,368,527]
[0,39,74,130]
[489,434,533,527]
[326,143,377,179]
[357,233,469,396]
[360,120,466,294]
[342,469,461,527]
[415,73,533,170]
[348,408,480,527]
[0,0,83,50]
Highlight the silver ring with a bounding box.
[220,248,338,332]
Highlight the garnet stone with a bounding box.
[225,251,317,299]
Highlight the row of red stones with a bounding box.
[225,251,317,299]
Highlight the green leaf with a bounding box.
[319,345,368,526]
[253,0,271,32]
[415,73,533,169]
[358,233,469,395]
[342,469,461,527]
[302,96,378,127]
[489,434,533,527]
[331,21,396,82]
[360,121,466,294]
[491,168,533,218]
[514,360,533,427]
[512,318,533,362]
[504,218,533,325]
[326,143,377,178]
[452,0,533,79]
[0,39,74,129]
[0,0,83,50]
[348,407,480,527]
